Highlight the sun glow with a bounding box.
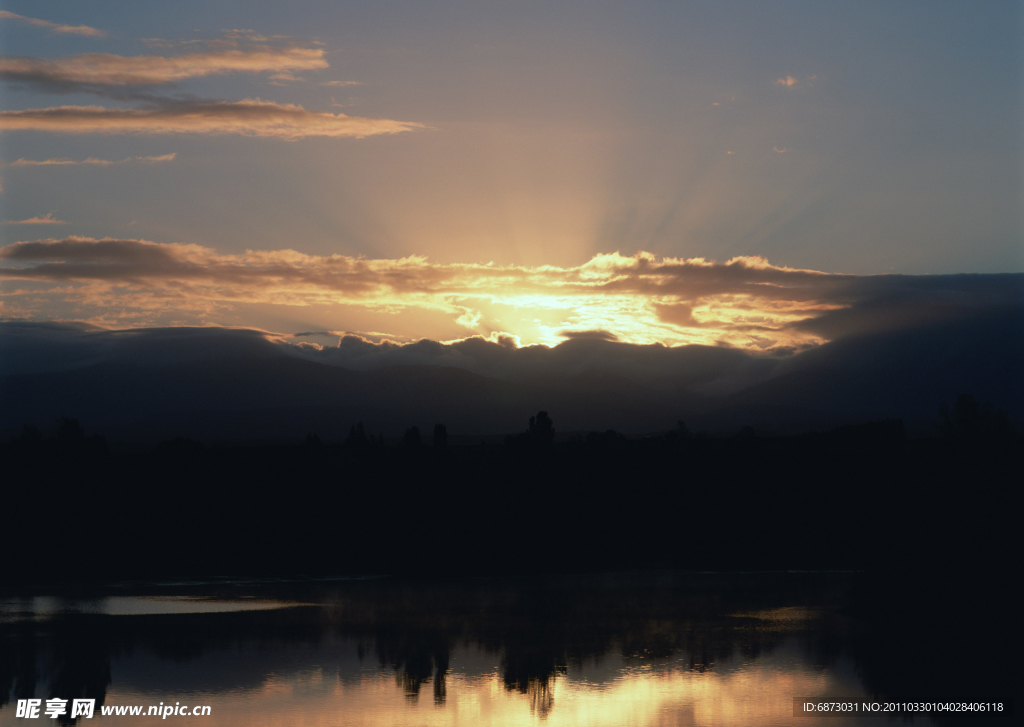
[0,239,851,351]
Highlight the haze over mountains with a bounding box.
[3,274,1021,442]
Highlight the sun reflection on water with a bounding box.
[93,642,913,727]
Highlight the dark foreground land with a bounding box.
[3,413,1017,582]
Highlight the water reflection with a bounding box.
[0,596,304,619]
[97,649,862,727]
[0,574,944,726]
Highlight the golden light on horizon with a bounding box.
[0,240,845,352]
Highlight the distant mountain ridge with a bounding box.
[1,307,1021,441]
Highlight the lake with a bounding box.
[0,572,1007,726]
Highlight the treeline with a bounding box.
[1,395,1017,585]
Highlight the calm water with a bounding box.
[0,573,946,726]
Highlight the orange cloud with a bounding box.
[0,100,423,139]
[0,238,862,349]
[0,48,327,86]
[774,76,799,87]
[4,238,1019,351]
[0,10,104,37]
[3,213,66,225]
[11,153,177,166]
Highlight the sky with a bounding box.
[1,0,1022,350]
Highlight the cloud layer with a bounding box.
[3,237,1020,351]
[0,100,423,139]
[3,213,66,225]
[0,31,420,142]
[0,48,326,87]
[0,10,104,38]
[11,153,176,167]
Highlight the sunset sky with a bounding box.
[1,0,1021,351]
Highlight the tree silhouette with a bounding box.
[528,411,555,446]
[346,421,368,447]
[938,394,1014,439]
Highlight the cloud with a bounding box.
[10,153,177,167]
[140,30,307,52]
[322,80,363,87]
[772,147,789,153]
[3,238,1020,352]
[0,99,423,139]
[559,330,619,342]
[0,48,327,88]
[268,72,303,84]
[774,76,799,87]
[4,213,66,225]
[0,44,409,141]
[0,10,104,38]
